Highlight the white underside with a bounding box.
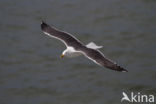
[66,51,82,58]
[64,42,103,58]
[63,47,82,58]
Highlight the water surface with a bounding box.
[0,0,156,104]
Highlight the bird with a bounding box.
[41,21,128,72]
[121,92,131,102]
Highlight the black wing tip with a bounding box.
[41,20,49,30]
[118,66,128,72]
[121,69,128,72]
[105,65,128,72]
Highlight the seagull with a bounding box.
[41,21,128,72]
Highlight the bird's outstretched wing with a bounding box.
[41,21,128,72]
[80,47,128,72]
[41,21,84,49]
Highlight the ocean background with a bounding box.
[0,0,156,104]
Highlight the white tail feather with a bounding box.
[86,42,103,50]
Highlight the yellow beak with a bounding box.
[60,54,64,58]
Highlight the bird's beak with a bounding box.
[60,54,64,58]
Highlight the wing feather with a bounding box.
[80,48,128,72]
[41,21,84,49]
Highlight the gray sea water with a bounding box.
[0,0,156,104]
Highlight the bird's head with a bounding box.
[60,54,65,58]
[60,49,69,58]
[60,48,74,58]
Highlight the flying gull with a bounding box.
[41,21,128,72]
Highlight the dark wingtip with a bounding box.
[41,20,49,30]
[122,69,128,72]
[106,65,128,72]
[119,66,128,72]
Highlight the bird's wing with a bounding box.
[41,21,84,49]
[80,47,128,72]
